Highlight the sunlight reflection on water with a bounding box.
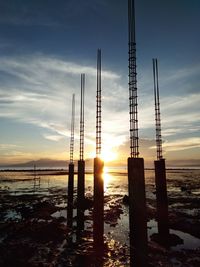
[1,168,200,197]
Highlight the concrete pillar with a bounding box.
[154,158,169,238]
[93,157,104,251]
[77,160,85,231]
[128,157,148,267]
[67,163,74,229]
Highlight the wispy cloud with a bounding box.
[161,64,200,89]
[0,54,199,163]
[0,54,121,147]
[138,91,200,138]
[0,143,33,164]
[0,56,119,85]
[162,137,200,152]
[43,134,64,142]
[0,144,19,150]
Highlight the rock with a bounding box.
[150,233,184,247]
[122,195,129,205]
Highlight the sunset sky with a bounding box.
[0,0,199,167]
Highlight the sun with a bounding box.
[101,147,117,163]
[88,146,117,163]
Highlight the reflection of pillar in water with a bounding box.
[33,164,36,192]
[67,94,75,230]
[77,74,85,232]
[153,59,169,238]
[33,164,40,192]
[127,0,148,266]
[93,49,104,251]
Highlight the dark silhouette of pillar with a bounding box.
[152,58,169,241]
[127,0,148,265]
[67,163,74,229]
[77,73,85,234]
[155,158,169,238]
[93,157,104,251]
[77,160,85,231]
[128,157,148,267]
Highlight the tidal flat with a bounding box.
[0,169,200,266]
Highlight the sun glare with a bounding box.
[101,148,117,163]
[89,147,117,163]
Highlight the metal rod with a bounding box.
[77,74,85,232]
[70,94,75,164]
[128,0,139,158]
[80,74,85,160]
[153,58,163,160]
[96,49,101,157]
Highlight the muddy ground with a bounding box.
[0,169,200,266]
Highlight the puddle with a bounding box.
[51,209,67,219]
[4,209,22,221]
[171,229,200,251]
[178,208,199,217]
[148,219,200,251]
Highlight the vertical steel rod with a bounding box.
[96,49,102,157]
[70,94,75,164]
[80,74,85,161]
[67,94,75,231]
[128,0,139,158]
[153,59,163,160]
[77,74,85,232]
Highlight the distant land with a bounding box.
[0,158,92,169]
[0,158,199,169]
[166,159,200,168]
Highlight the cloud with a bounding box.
[162,64,200,88]
[0,54,121,148]
[0,55,119,90]
[136,62,200,136]
[162,137,200,152]
[0,143,33,164]
[0,144,19,150]
[43,134,64,142]
[0,54,199,163]
[137,91,200,138]
[162,126,200,137]
[116,137,156,161]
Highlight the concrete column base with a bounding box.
[93,157,104,251]
[67,163,74,229]
[128,157,148,267]
[77,160,85,231]
[155,159,169,238]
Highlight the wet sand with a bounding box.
[0,169,200,266]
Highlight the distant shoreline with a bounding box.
[0,167,200,174]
